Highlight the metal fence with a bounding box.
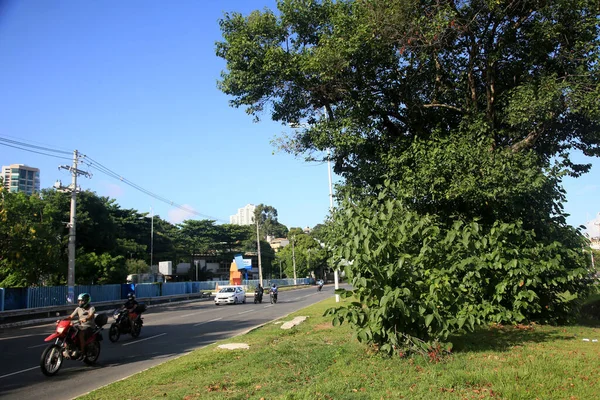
[0,278,314,311]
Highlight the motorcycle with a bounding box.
[317,284,323,292]
[254,289,263,304]
[270,289,278,304]
[40,313,108,377]
[108,303,146,343]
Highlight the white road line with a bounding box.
[178,310,211,318]
[193,317,222,327]
[237,309,254,315]
[27,343,49,349]
[263,304,274,308]
[121,333,167,346]
[0,366,38,380]
[0,333,43,341]
[20,323,55,330]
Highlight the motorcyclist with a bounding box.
[317,279,324,290]
[123,292,139,331]
[270,283,278,301]
[256,284,264,300]
[66,293,95,360]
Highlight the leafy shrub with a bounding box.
[325,181,595,356]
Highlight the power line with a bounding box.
[83,156,227,222]
[0,141,73,161]
[1,135,228,223]
[0,136,72,155]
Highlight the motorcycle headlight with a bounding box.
[56,326,66,334]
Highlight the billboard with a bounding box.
[234,254,252,270]
[159,261,173,275]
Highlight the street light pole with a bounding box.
[150,207,154,270]
[256,217,263,286]
[292,235,297,285]
[325,111,340,303]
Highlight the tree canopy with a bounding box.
[0,186,290,287]
[217,0,600,355]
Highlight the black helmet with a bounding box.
[127,292,136,301]
[77,293,91,307]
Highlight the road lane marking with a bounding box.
[0,366,38,380]
[27,343,49,349]
[121,333,166,346]
[237,309,255,315]
[193,317,222,327]
[178,310,212,318]
[263,304,274,308]
[0,333,43,341]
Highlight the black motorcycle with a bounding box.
[270,289,278,304]
[254,289,263,304]
[108,303,146,342]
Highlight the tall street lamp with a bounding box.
[290,110,339,301]
[141,207,154,270]
[292,235,297,285]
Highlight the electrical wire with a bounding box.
[0,136,72,155]
[83,156,227,222]
[0,141,72,161]
[1,135,228,223]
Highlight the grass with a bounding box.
[79,297,600,400]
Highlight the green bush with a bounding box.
[325,181,596,356]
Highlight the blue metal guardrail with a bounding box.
[0,278,313,311]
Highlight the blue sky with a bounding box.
[1,1,599,236]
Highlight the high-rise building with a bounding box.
[229,204,256,225]
[1,164,41,195]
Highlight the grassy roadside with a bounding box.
[79,297,600,400]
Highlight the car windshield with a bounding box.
[219,288,235,293]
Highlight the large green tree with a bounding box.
[0,188,63,286]
[217,0,600,354]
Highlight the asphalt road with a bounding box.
[0,285,339,400]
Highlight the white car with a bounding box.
[214,286,246,305]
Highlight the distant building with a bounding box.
[269,237,290,252]
[1,164,40,195]
[230,204,256,225]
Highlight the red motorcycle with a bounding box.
[39,313,108,376]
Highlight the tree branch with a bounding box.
[510,124,547,153]
[422,103,464,112]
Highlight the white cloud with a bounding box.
[100,182,124,198]
[584,212,600,238]
[168,204,196,224]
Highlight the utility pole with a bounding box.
[292,235,297,285]
[255,216,263,286]
[56,150,91,304]
[325,107,340,302]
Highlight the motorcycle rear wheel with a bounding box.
[84,341,101,365]
[131,320,142,338]
[108,323,120,343]
[40,344,63,377]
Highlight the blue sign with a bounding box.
[234,254,252,270]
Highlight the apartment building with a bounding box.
[1,164,40,195]
[229,203,256,225]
